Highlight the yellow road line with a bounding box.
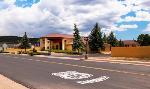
[28,59,33,61]
[35,60,41,62]
[13,57,19,59]
[38,60,150,77]
[86,60,150,67]
[108,61,150,67]
[41,55,150,67]
[6,55,150,77]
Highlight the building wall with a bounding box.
[111,46,150,58]
[65,38,73,51]
[66,44,72,51]
[40,37,73,51]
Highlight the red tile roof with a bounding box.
[42,33,74,38]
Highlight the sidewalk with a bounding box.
[0,74,28,89]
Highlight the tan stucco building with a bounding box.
[40,33,74,51]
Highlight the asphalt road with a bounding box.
[0,54,150,89]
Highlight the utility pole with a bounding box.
[49,40,51,55]
[84,37,88,59]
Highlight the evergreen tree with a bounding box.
[88,23,103,53]
[107,31,118,47]
[103,33,107,43]
[72,24,84,54]
[118,39,124,47]
[143,34,150,46]
[137,34,145,46]
[137,34,150,46]
[19,32,30,52]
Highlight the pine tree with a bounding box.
[88,23,103,53]
[103,33,107,43]
[137,34,150,46]
[19,32,31,52]
[107,31,118,47]
[72,24,84,54]
[137,34,145,46]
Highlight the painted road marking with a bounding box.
[4,54,150,67]
[52,71,109,84]
[35,60,41,62]
[21,58,26,60]
[77,76,109,84]
[28,59,33,61]
[42,60,49,63]
[43,61,150,77]
[4,55,150,77]
[13,57,19,59]
[44,56,150,67]
[81,59,150,67]
[47,56,150,67]
[52,71,93,80]
[108,61,150,67]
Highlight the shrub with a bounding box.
[28,49,41,56]
[0,51,9,53]
[17,51,21,54]
[22,51,27,54]
[33,48,37,52]
[33,52,41,55]
[29,52,33,56]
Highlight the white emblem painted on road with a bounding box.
[76,76,109,84]
[52,71,109,84]
[52,71,93,80]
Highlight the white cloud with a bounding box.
[119,24,138,29]
[0,0,149,37]
[4,0,15,4]
[144,23,150,32]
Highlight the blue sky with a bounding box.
[0,0,150,40]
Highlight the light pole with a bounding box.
[84,37,88,59]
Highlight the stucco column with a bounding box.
[40,38,44,50]
[62,39,65,50]
[45,38,48,50]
